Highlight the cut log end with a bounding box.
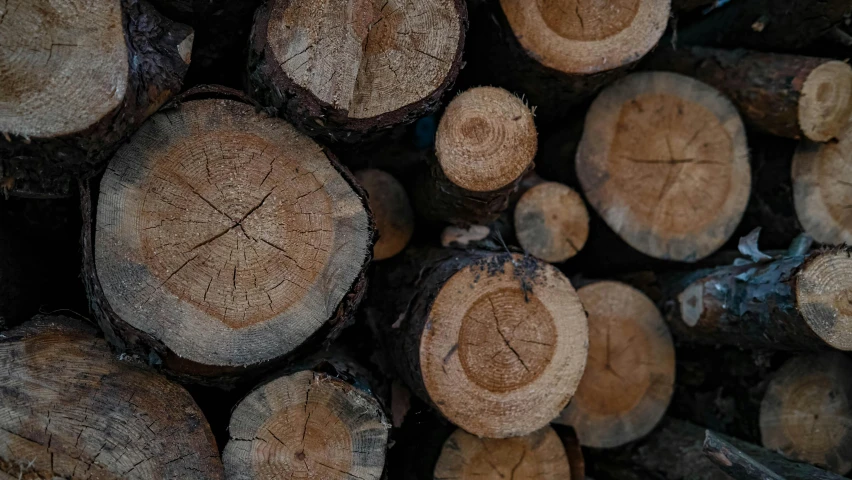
[0,0,129,138]
[760,352,852,475]
[557,281,675,448]
[799,61,852,142]
[498,0,670,74]
[355,169,414,261]
[258,0,463,122]
[433,427,573,479]
[94,98,371,369]
[421,254,588,438]
[577,71,751,262]
[514,181,589,262]
[792,123,852,245]
[796,248,852,351]
[0,316,223,480]
[223,370,389,480]
[436,87,537,192]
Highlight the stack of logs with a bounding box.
[2,0,852,479]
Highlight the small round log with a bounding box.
[355,168,414,261]
[556,281,675,448]
[576,71,751,262]
[514,181,589,263]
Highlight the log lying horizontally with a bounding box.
[0,0,193,197]
[577,71,751,262]
[0,316,223,479]
[662,246,852,351]
[643,46,852,142]
[355,168,414,261]
[86,94,373,381]
[514,181,589,263]
[223,355,390,480]
[248,0,467,142]
[556,281,675,448]
[414,87,537,226]
[369,248,588,438]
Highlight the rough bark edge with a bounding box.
[79,90,376,387]
[246,0,468,144]
[0,0,192,198]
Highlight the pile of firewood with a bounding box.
[2,0,852,479]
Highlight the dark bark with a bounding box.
[247,0,468,144]
[675,0,852,51]
[0,0,192,198]
[642,46,846,140]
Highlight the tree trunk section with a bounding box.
[355,168,414,261]
[247,0,467,144]
[368,248,588,438]
[660,247,852,351]
[0,0,193,198]
[82,92,374,384]
[222,353,391,480]
[514,181,589,262]
[643,46,852,142]
[0,315,223,479]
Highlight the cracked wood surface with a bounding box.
[0,316,223,480]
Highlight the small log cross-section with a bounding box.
[371,249,588,438]
[223,360,390,480]
[792,122,852,245]
[92,98,373,377]
[434,427,573,479]
[643,46,852,142]
[577,71,751,262]
[556,281,675,448]
[355,169,414,261]
[760,352,852,475]
[414,87,537,226]
[0,0,193,196]
[0,316,223,479]
[514,181,589,263]
[248,0,467,142]
[667,247,852,351]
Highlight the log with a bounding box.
[85,95,374,382]
[0,0,193,197]
[556,281,674,448]
[467,0,670,122]
[642,46,852,142]
[413,87,537,226]
[0,315,223,479]
[247,0,467,143]
[704,430,846,480]
[433,427,574,479]
[759,352,852,475]
[355,169,414,261]
[676,0,852,51]
[222,355,390,480]
[662,246,852,351]
[792,121,852,245]
[369,248,588,438]
[576,71,751,262]
[514,181,589,262]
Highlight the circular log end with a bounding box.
[557,281,674,448]
[95,99,372,368]
[355,169,414,261]
[224,370,389,480]
[498,0,670,74]
[514,181,589,262]
[264,0,463,121]
[792,123,852,245]
[0,316,223,479]
[420,254,588,438]
[796,248,852,351]
[799,61,852,142]
[577,71,751,262]
[436,87,537,193]
[433,427,573,479]
[759,352,852,475]
[0,0,128,138]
